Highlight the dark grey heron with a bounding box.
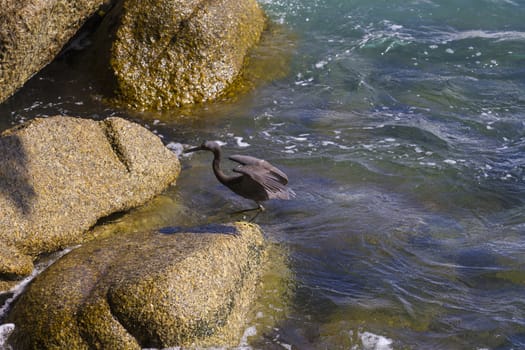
[184,141,294,212]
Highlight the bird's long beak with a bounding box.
[183,145,203,154]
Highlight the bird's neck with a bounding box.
[212,150,234,184]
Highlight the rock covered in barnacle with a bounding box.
[0,116,180,286]
[0,0,108,103]
[6,222,267,349]
[111,0,266,109]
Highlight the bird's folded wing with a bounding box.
[233,165,292,199]
[230,155,289,185]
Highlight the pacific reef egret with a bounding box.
[184,141,294,213]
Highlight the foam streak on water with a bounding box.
[0,248,75,349]
[359,331,393,350]
[0,248,75,320]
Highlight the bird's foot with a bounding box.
[230,207,260,216]
[247,210,262,222]
[230,204,264,222]
[231,204,264,215]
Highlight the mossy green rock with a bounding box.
[0,116,180,286]
[0,0,108,103]
[7,222,266,349]
[111,0,266,110]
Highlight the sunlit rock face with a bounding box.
[0,0,266,108]
[0,116,180,287]
[0,0,108,103]
[111,0,266,110]
[6,222,266,349]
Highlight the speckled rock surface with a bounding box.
[6,222,266,349]
[0,116,180,285]
[0,0,109,103]
[111,0,266,110]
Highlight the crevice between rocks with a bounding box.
[101,119,132,173]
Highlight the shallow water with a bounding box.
[1,0,525,349]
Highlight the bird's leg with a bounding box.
[230,202,264,216]
[230,207,260,215]
[247,210,261,222]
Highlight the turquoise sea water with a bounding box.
[1,0,525,349]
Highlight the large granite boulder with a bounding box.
[0,116,180,288]
[111,0,266,110]
[6,222,266,349]
[0,0,109,103]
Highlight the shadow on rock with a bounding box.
[0,133,35,215]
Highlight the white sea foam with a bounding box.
[0,323,15,349]
[290,136,308,141]
[321,140,352,150]
[0,247,75,319]
[166,142,184,156]
[355,19,416,56]
[234,136,250,148]
[315,60,329,69]
[420,161,437,167]
[448,30,525,42]
[295,77,314,86]
[359,331,393,350]
[238,326,257,348]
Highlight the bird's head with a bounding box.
[184,141,222,154]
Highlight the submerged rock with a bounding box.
[111,0,266,109]
[0,116,180,285]
[6,222,266,349]
[0,0,109,103]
